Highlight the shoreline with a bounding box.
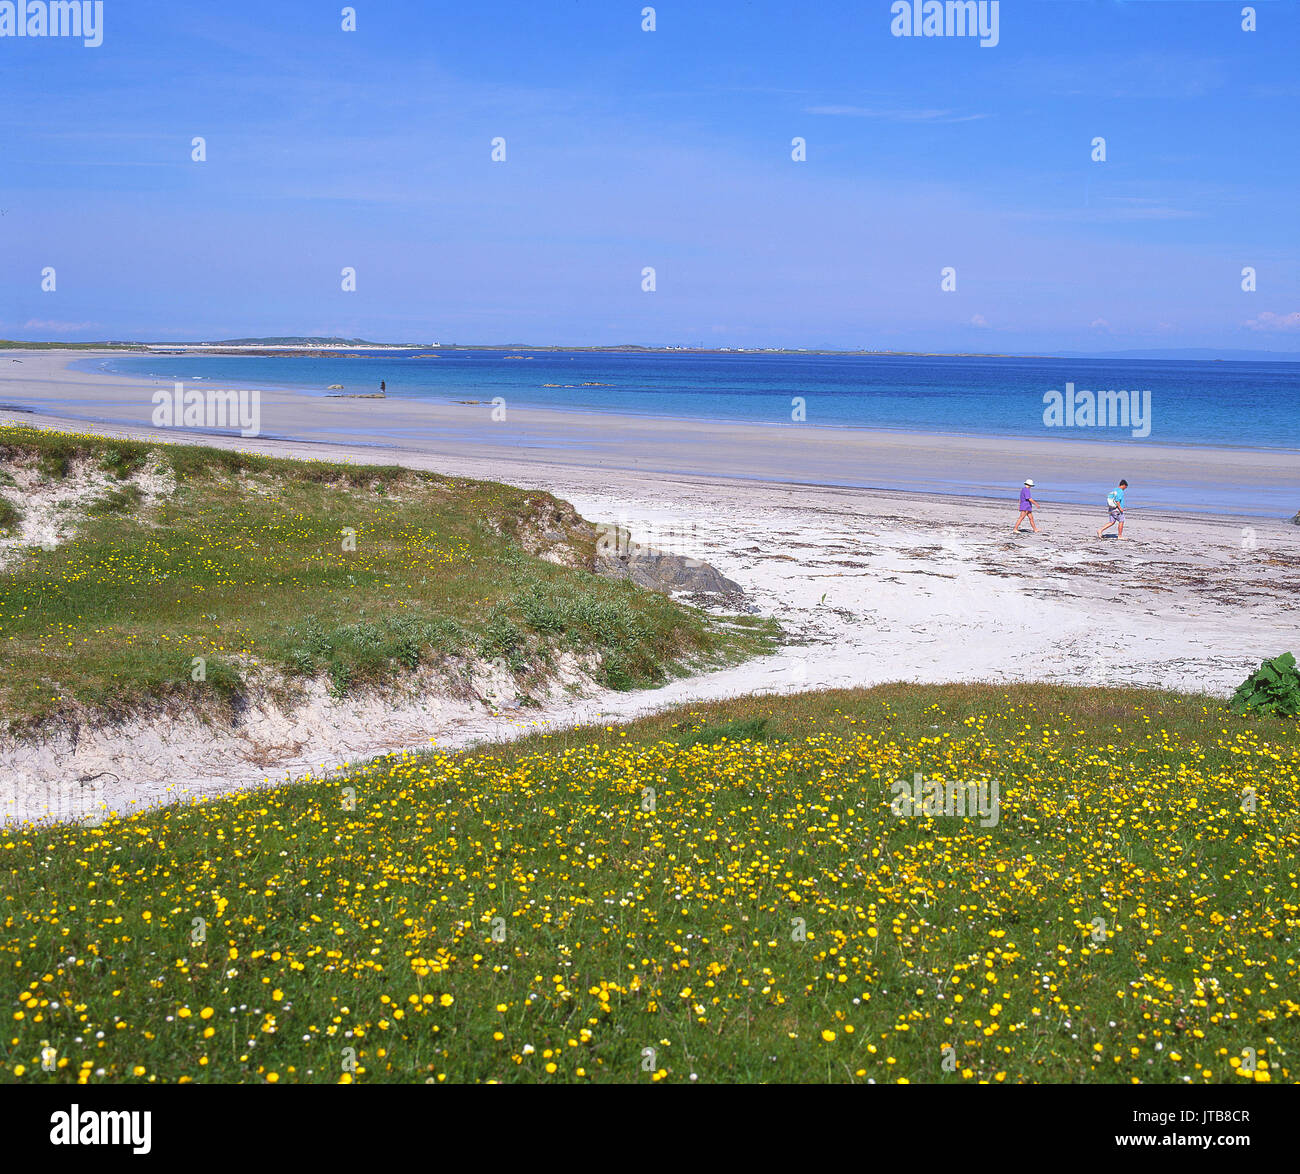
[4,349,1297,518]
[0,402,1281,528]
[68,353,1300,459]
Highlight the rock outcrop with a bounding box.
[593,522,742,600]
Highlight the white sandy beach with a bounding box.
[2,350,1298,824]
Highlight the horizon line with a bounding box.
[4,339,1300,362]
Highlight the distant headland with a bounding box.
[1,338,1297,362]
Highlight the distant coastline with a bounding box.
[3,338,1299,362]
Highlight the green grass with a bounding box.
[0,497,19,535]
[676,715,773,748]
[2,683,1297,1085]
[0,426,776,731]
[85,484,144,517]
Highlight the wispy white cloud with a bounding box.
[1244,311,1300,333]
[22,319,100,333]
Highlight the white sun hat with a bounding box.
[1024,479,1034,486]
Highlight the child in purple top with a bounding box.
[1013,479,1039,533]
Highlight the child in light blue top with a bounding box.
[1098,479,1129,539]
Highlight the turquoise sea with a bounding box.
[67,350,1299,517]
[82,350,1300,450]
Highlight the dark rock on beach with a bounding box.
[596,540,742,600]
[498,499,745,601]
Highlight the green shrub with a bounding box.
[284,614,470,687]
[0,497,20,534]
[1231,652,1300,717]
[100,448,146,479]
[516,588,569,635]
[510,582,670,688]
[479,611,525,660]
[601,649,633,691]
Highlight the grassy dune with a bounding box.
[3,683,1296,1084]
[0,426,774,732]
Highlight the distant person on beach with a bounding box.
[1098,479,1128,539]
[380,380,386,396]
[1013,479,1039,533]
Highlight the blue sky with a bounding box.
[2,0,1298,351]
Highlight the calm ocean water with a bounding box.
[85,350,1300,451]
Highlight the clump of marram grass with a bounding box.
[284,613,472,694]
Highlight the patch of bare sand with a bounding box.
[0,450,176,569]
[1,651,600,826]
